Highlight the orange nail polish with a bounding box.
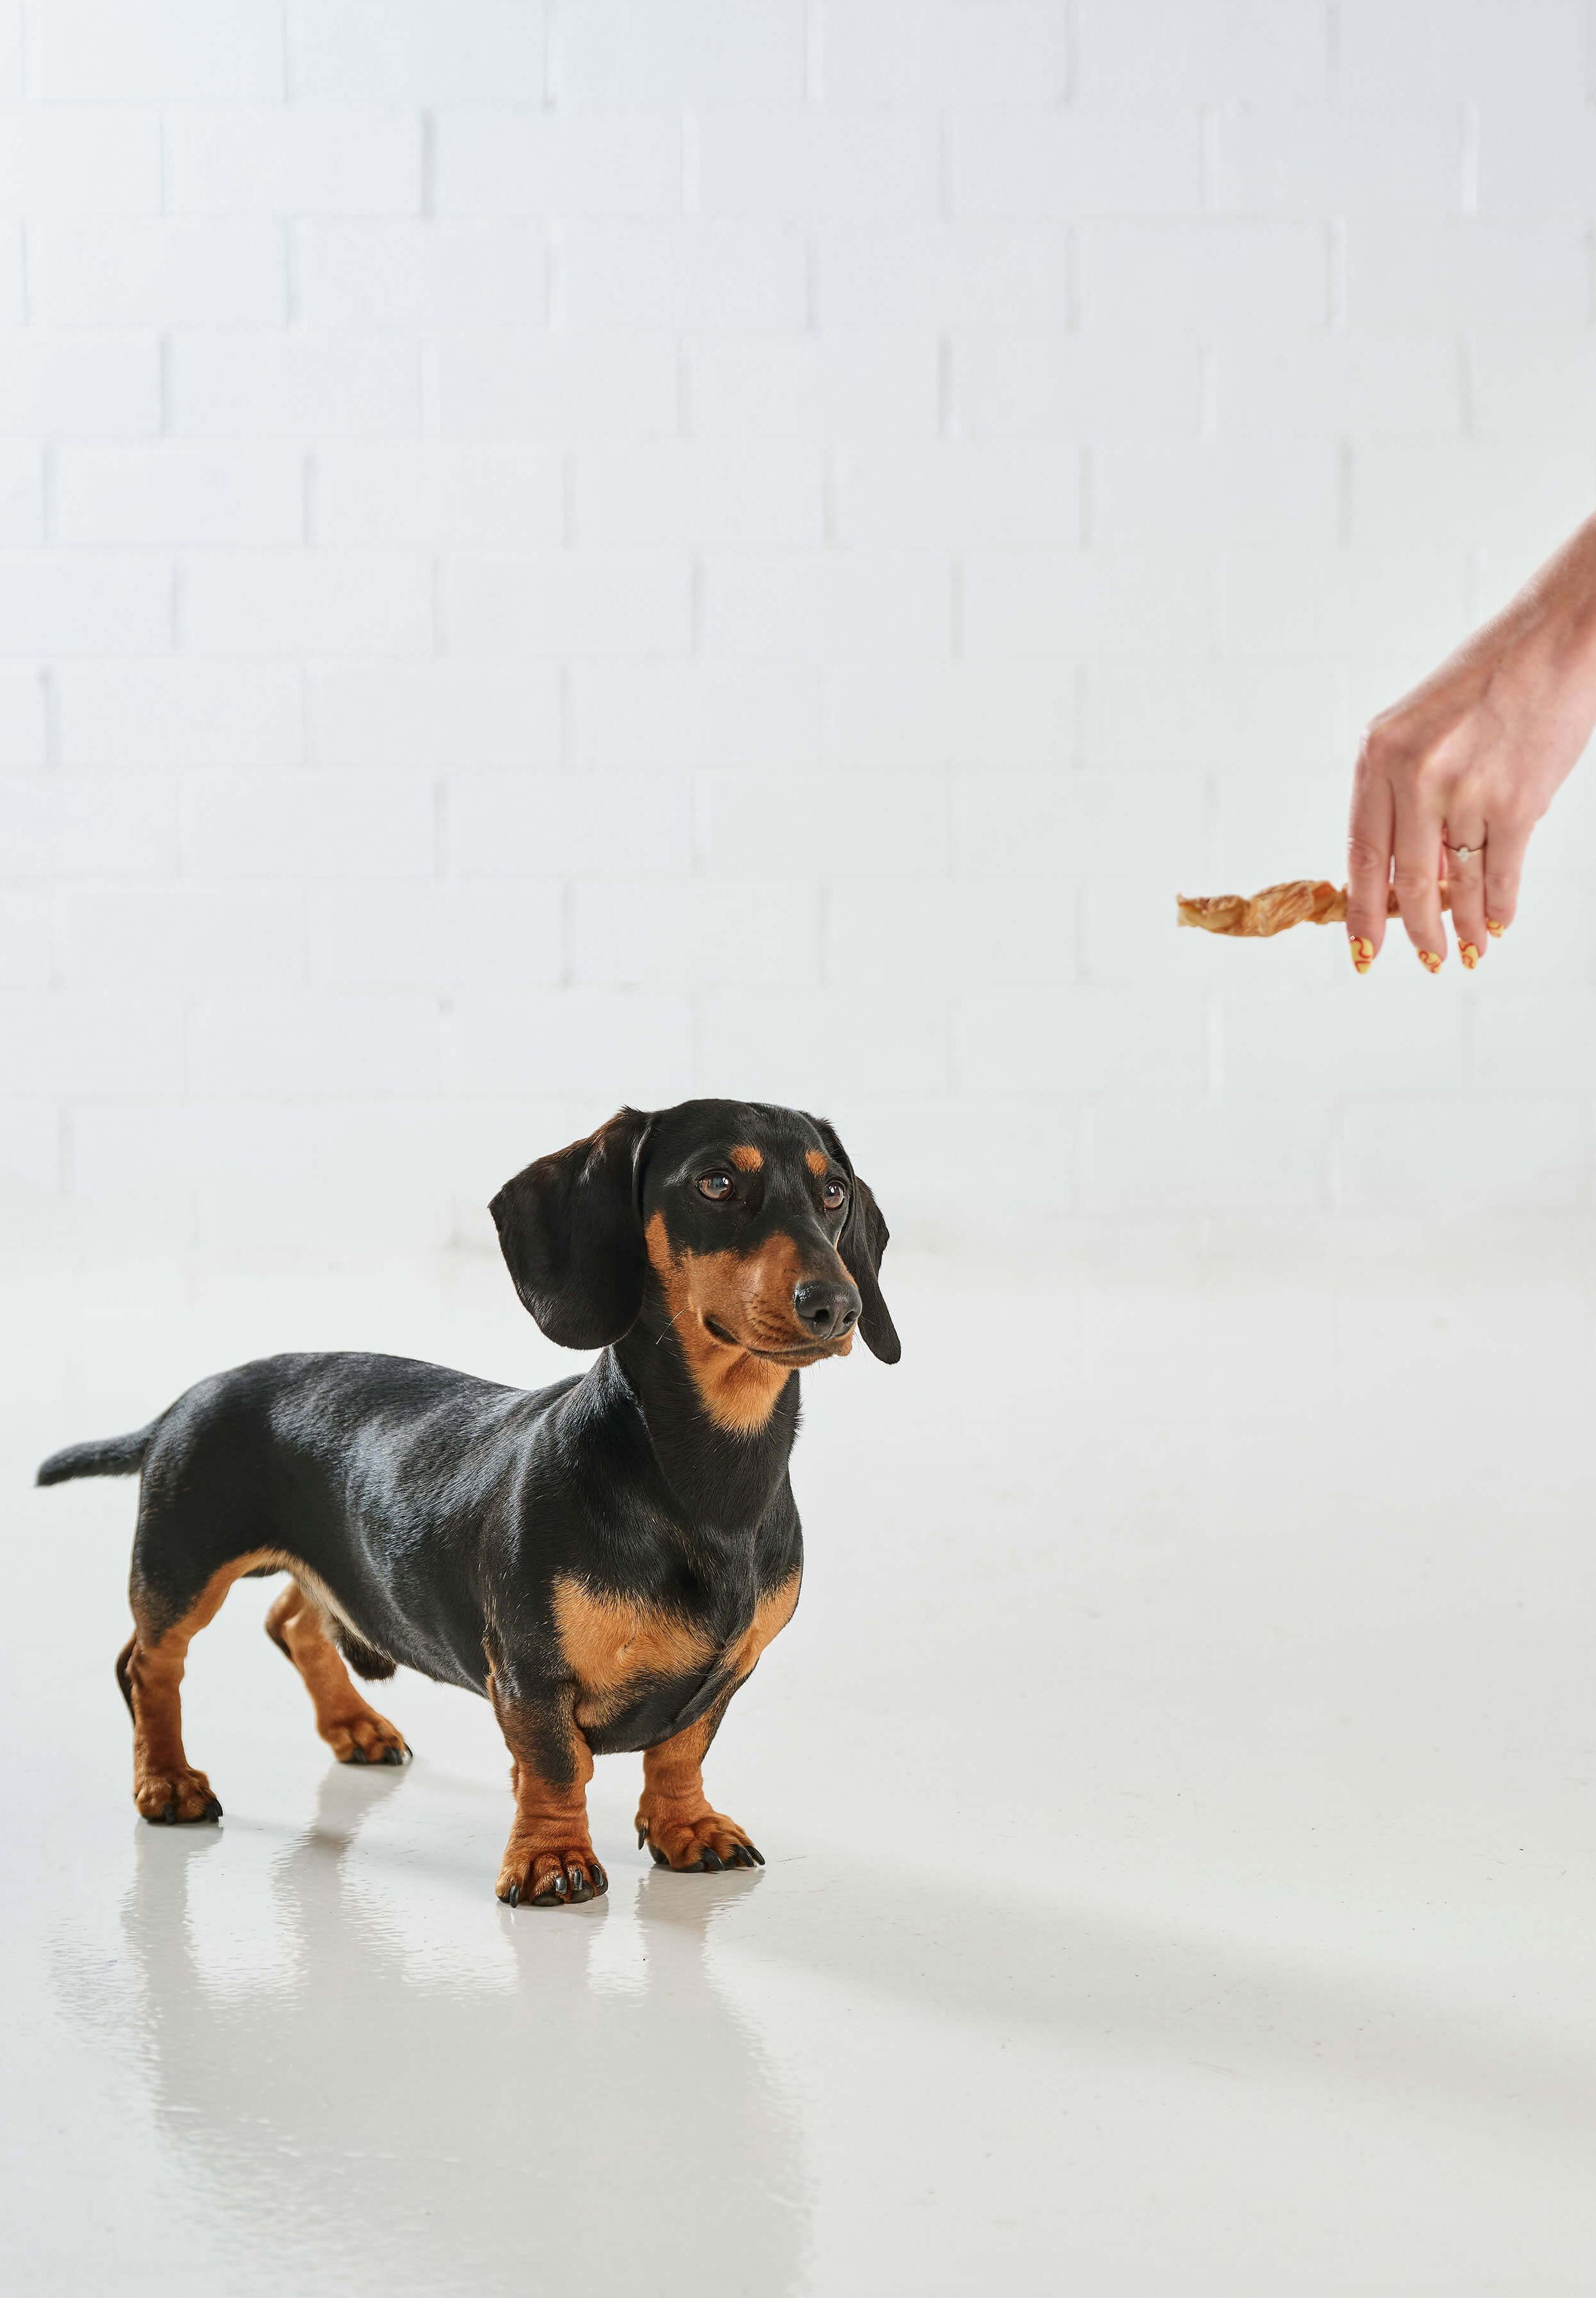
[1459,942,1479,969]
[1419,949,1443,973]
[1486,919,1505,938]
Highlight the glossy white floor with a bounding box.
[4,1217,1595,2297]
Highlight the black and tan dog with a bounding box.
[36,1100,898,1906]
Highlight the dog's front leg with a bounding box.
[489,1674,606,1908]
[636,1708,765,1873]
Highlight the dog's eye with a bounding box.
[822,1178,847,1212]
[697,1173,734,1202]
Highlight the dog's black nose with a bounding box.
[793,1279,860,1342]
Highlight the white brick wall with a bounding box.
[4,0,1596,1247]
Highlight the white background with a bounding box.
[4,0,1596,1254]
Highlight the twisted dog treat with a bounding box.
[1177,879,1454,938]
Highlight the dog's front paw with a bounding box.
[135,1766,223,1824]
[496,1840,608,1909]
[321,1708,410,1767]
[636,1808,764,1872]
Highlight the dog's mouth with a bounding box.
[702,1316,842,1365]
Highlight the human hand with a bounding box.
[1346,522,1596,973]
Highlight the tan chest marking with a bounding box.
[553,1568,801,1729]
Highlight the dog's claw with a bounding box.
[698,1847,726,1872]
[202,1795,223,1822]
[349,1745,368,1766]
[637,1825,647,1849]
[591,1862,608,1894]
[651,1844,670,1868]
[162,1801,176,1824]
[506,1882,520,1908]
[381,1746,404,1766]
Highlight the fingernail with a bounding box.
[1486,919,1505,938]
[1348,933,1374,972]
[1419,949,1443,973]
[1354,959,1371,974]
[1459,942,1479,970]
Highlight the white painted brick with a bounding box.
[1338,0,1585,103]
[0,883,49,988]
[181,772,435,878]
[0,555,171,655]
[822,659,1078,768]
[820,2,1069,104]
[2,773,178,876]
[56,880,306,989]
[1215,107,1464,216]
[1212,334,1464,441]
[170,333,421,438]
[1471,332,1596,442]
[703,551,951,657]
[182,552,432,656]
[952,771,1207,876]
[963,552,1216,657]
[0,1097,57,1190]
[444,553,692,657]
[1081,873,1257,987]
[1078,222,1328,330]
[448,772,693,876]
[557,2,804,103]
[1078,0,1327,100]
[1462,867,1596,985]
[819,224,1069,326]
[308,880,564,988]
[571,444,824,547]
[0,442,41,543]
[954,109,1203,218]
[829,878,1075,988]
[34,0,285,100]
[1209,771,1350,889]
[689,334,939,439]
[1350,444,1596,555]
[292,0,545,102]
[165,105,421,216]
[188,991,441,1095]
[951,332,1202,440]
[0,6,19,101]
[1083,1099,1329,1212]
[1472,989,1596,1090]
[702,771,947,875]
[315,444,563,548]
[436,109,681,218]
[1475,100,1596,214]
[569,661,821,772]
[696,988,948,1098]
[836,444,1081,547]
[1336,1098,1589,1214]
[444,990,692,1100]
[55,446,304,546]
[562,223,806,333]
[0,333,162,437]
[697,112,940,220]
[0,225,22,322]
[0,993,184,1092]
[0,666,46,765]
[1222,979,1465,1096]
[1083,659,1348,770]
[311,663,561,767]
[1221,549,1471,661]
[957,985,1210,1093]
[1345,223,1588,328]
[0,107,162,211]
[573,880,820,986]
[29,220,285,324]
[58,663,302,767]
[1094,442,1339,547]
[297,222,543,328]
[436,330,677,439]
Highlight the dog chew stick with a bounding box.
[1176,879,1454,938]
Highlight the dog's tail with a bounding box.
[36,1424,155,1487]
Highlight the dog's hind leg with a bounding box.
[123,1552,274,1824]
[264,1582,409,1768]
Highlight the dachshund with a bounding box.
[36,1100,898,1906]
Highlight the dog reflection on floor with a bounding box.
[89,1769,806,2291]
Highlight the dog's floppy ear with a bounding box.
[490,1107,653,1351]
[812,1118,900,1364]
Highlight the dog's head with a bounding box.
[490,1101,899,1425]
